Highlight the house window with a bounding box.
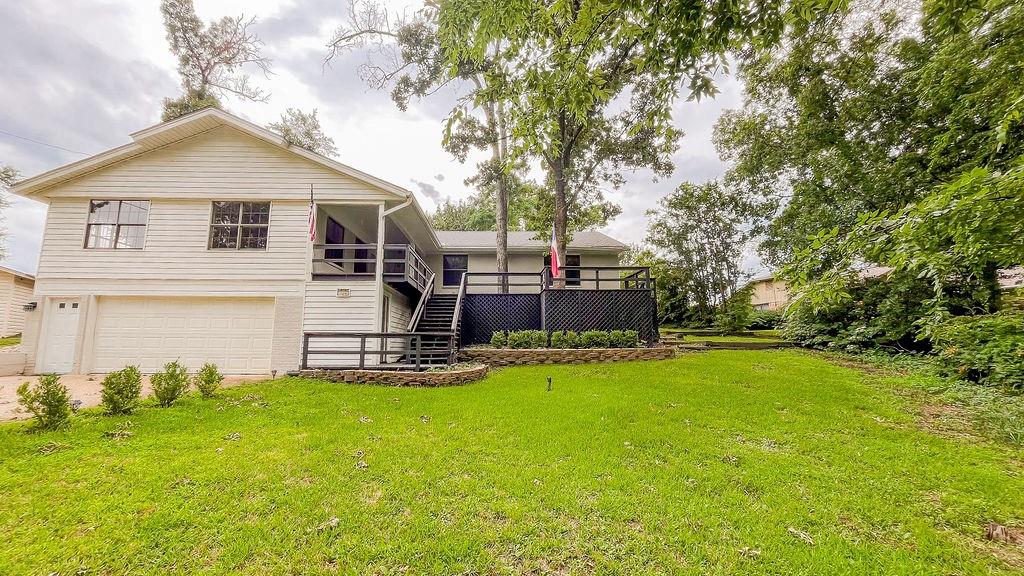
[545,254,581,286]
[209,201,271,250]
[442,254,468,286]
[85,200,150,249]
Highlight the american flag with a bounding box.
[307,184,316,242]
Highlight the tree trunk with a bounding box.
[495,174,509,293]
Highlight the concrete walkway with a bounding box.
[0,374,268,421]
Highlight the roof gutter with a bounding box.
[382,197,413,216]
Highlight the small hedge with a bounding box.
[508,330,548,349]
[492,329,642,349]
[550,330,581,349]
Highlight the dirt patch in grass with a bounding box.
[917,402,984,441]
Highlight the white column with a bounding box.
[375,203,386,333]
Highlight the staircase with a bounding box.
[410,294,461,366]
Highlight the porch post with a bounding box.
[375,203,387,339]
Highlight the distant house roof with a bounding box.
[435,230,627,252]
[747,271,776,283]
[0,265,34,282]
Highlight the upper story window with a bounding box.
[442,254,468,286]
[85,200,150,249]
[209,201,271,250]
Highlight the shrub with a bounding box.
[490,331,507,348]
[151,361,190,407]
[714,285,755,333]
[193,363,224,398]
[550,330,581,349]
[933,311,1024,389]
[580,330,611,348]
[100,366,142,415]
[748,309,783,330]
[507,330,548,349]
[17,374,71,430]
[606,330,640,348]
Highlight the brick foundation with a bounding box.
[458,346,676,367]
[299,365,489,387]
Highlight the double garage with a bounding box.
[37,296,276,374]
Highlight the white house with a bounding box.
[0,266,34,337]
[11,109,637,375]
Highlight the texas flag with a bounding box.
[549,224,561,278]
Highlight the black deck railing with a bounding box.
[460,266,659,345]
[301,331,456,371]
[312,243,432,293]
[461,266,655,294]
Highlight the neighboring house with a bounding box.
[747,272,790,311]
[0,266,35,337]
[998,267,1024,291]
[11,109,650,375]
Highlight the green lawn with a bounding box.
[2,351,1022,574]
[0,335,21,347]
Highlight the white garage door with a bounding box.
[92,297,275,374]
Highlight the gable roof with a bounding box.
[436,230,627,252]
[0,265,34,282]
[10,107,414,201]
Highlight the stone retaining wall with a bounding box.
[299,365,488,387]
[459,346,675,367]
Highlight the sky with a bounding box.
[0,0,759,276]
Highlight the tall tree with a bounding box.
[327,2,519,283]
[435,0,836,284]
[699,0,1024,360]
[160,0,272,121]
[646,181,750,317]
[267,108,338,157]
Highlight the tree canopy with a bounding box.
[267,108,338,157]
[160,0,272,121]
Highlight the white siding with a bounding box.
[37,199,309,283]
[0,273,35,337]
[9,277,34,335]
[37,125,399,203]
[302,281,380,368]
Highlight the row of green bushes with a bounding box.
[16,361,224,431]
[490,330,641,349]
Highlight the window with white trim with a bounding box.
[209,201,271,250]
[85,200,150,249]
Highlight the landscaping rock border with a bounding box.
[299,365,489,387]
[459,347,676,367]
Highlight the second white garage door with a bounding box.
[92,296,275,374]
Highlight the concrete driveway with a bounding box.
[0,374,269,421]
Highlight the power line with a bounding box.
[0,128,89,156]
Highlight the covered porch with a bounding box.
[309,202,435,299]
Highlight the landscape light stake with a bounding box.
[547,377,552,392]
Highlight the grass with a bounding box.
[2,350,1023,574]
[0,335,21,347]
[682,335,783,343]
